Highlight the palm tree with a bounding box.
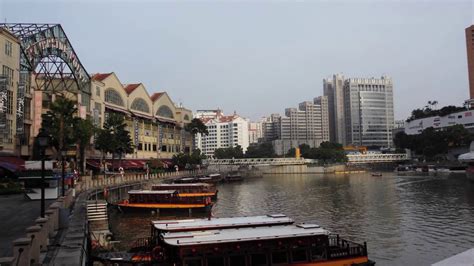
[73,118,96,173]
[41,97,77,158]
[185,118,209,152]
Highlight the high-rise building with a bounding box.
[248,121,263,144]
[194,110,249,157]
[323,74,345,144]
[466,25,474,99]
[343,76,394,148]
[261,114,281,142]
[272,96,329,155]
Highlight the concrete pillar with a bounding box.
[26,226,41,265]
[48,204,60,230]
[44,210,55,237]
[35,217,49,251]
[12,238,31,266]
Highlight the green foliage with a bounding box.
[406,102,466,122]
[286,142,347,163]
[185,118,209,135]
[95,113,133,163]
[245,142,275,158]
[172,149,207,169]
[73,118,96,173]
[214,145,244,159]
[393,125,472,160]
[40,97,78,153]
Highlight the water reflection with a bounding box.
[109,173,474,265]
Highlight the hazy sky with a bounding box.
[1,0,473,120]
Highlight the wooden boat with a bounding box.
[152,223,374,265]
[151,183,218,200]
[115,190,213,213]
[225,172,243,182]
[198,173,223,183]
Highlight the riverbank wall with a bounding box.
[0,170,201,265]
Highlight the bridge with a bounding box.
[346,153,410,164]
[205,158,316,166]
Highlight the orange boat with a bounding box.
[115,190,213,213]
[151,183,218,200]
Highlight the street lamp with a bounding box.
[61,149,67,197]
[37,129,51,218]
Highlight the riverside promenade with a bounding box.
[0,170,202,265]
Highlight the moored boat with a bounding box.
[371,172,382,177]
[155,223,374,265]
[115,190,213,213]
[225,172,243,182]
[198,173,223,183]
[458,151,474,182]
[98,215,375,265]
[151,183,218,200]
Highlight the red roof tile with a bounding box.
[91,73,112,81]
[124,83,141,94]
[151,92,164,102]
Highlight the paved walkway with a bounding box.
[0,194,54,256]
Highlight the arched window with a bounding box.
[156,105,174,119]
[184,114,190,121]
[104,88,124,107]
[130,98,150,113]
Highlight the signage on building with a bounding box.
[134,119,139,146]
[0,77,7,131]
[25,34,89,88]
[16,82,25,133]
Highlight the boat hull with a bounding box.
[115,203,213,213]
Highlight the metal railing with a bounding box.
[204,158,315,166]
[347,153,410,164]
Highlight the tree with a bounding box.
[214,145,244,159]
[94,113,133,171]
[185,118,209,152]
[73,118,96,173]
[245,142,275,158]
[41,97,77,157]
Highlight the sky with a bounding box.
[1,0,473,121]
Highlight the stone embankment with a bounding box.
[0,170,200,265]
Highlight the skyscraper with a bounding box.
[323,74,345,144]
[343,76,394,148]
[466,25,474,99]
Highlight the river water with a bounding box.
[109,172,474,265]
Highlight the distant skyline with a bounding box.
[1,0,473,121]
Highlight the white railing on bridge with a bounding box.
[204,158,316,166]
[347,153,410,164]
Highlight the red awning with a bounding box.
[0,156,25,172]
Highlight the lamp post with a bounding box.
[61,149,67,196]
[37,129,51,218]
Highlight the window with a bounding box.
[24,98,31,120]
[161,145,167,152]
[5,119,13,143]
[156,105,174,118]
[94,102,102,115]
[184,114,190,121]
[130,98,150,113]
[96,86,100,97]
[251,253,267,265]
[291,249,307,262]
[152,144,157,151]
[2,66,14,86]
[272,251,288,264]
[138,143,143,150]
[4,40,12,56]
[206,256,225,266]
[229,255,246,266]
[104,88,124,106]
[6,90,13,114]
[82,93,90,112]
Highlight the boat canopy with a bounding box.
[128,190,177,195]
[162,224,329,246]
[458,152,474,162]
[152,214,294,232]
[152,183,212,188]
